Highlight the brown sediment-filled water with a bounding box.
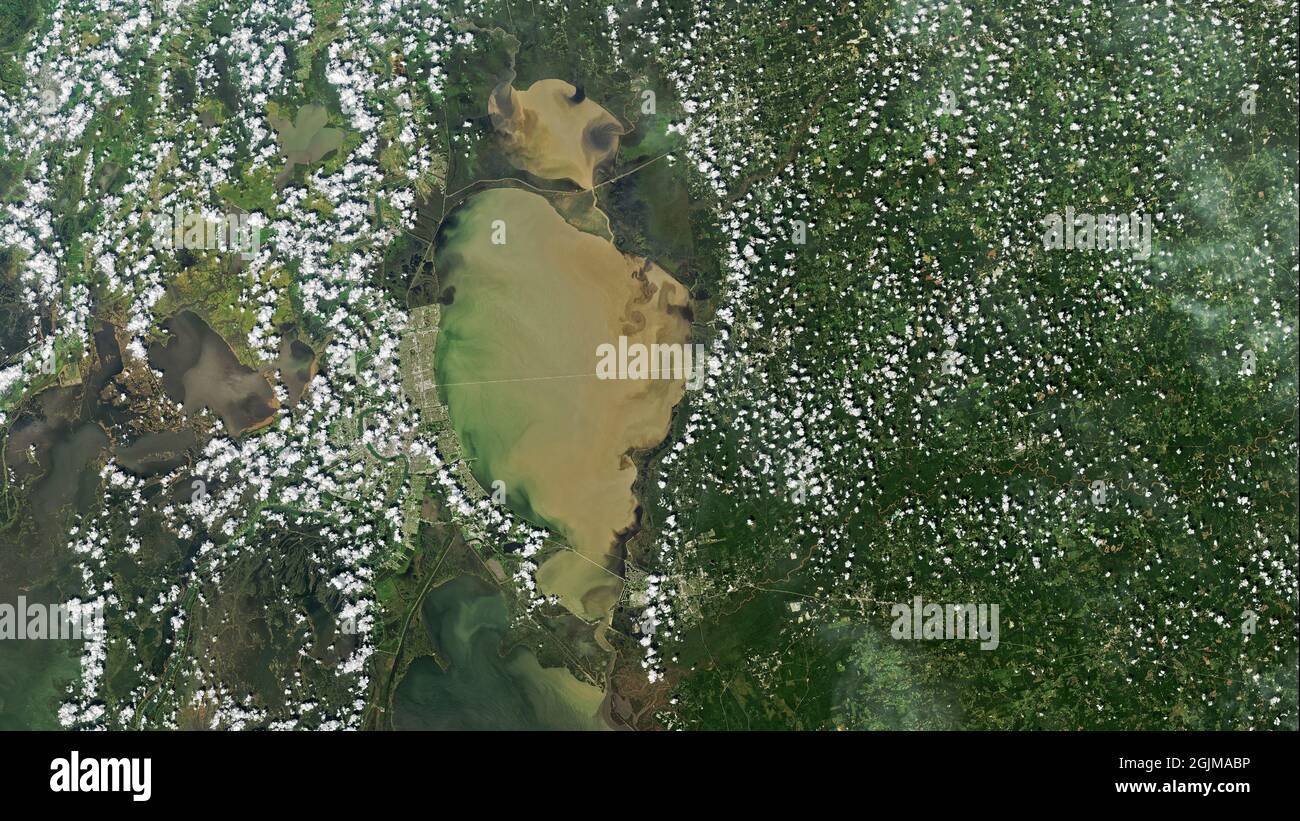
[435,186,691,624]
[489,78,625,190]
[147,311,278,436]
[276,337,317,407]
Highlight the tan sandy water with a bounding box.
[489,78,625,189]
[435,187,690,623]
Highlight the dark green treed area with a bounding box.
[648,0,1297,730]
